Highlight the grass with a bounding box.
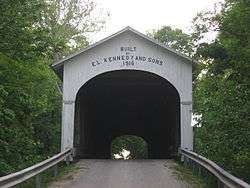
[43,162,78,187]
[15,161,78,188]
[167,161,209,188]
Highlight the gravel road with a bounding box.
[49,160,191,188]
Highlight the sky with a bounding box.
[91,0,222,41]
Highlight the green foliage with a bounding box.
[111,135,148,159]
[171,162,208,188]
[0,0,46,61]
[149,26,194,56]
[193,0,250,183]
[0,53,61,175]
[149,1,250,183]
[0,0,106,176]
[0,0,107,61]
[194,74,250,180]
[149,26,201,79]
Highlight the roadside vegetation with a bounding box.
[150,0,250,183]
[0,0,107,176]
[169,161,209,188]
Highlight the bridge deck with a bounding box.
[49,160,190,188]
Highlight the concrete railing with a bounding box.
[180,148,250,188]
[0,148,72,188]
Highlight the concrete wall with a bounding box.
[61,30,193,152]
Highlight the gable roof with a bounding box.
[51,26,197,72]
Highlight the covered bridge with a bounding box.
[52,26,194,159]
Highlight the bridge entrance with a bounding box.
[74,70,180,159]
[52,27,194,158]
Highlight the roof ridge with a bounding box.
[51,26,196,69]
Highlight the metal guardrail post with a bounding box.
[66,159,70,165]
[35,174,41,188]
[197,164,201,177]
[191,160,195,172]
[53,165,58,177]
[183,155,187,167]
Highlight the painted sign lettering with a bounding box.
[91,47,165,67]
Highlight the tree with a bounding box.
[149,26,201,79]
[0,0,107,61]
[111,135,148,159]
[38,0,107,60]
[0,53,61,175]
[0,0,107,175]
[149,26,194,56]
[193,0,250,182]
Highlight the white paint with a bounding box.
[59,28,193,152]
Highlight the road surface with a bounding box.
[49,160,191,188]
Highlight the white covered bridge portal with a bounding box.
[52,27,194,159]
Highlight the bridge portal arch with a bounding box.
[74,70,180,158]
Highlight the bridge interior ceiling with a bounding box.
[74,70,180,159]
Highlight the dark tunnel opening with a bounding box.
[73,70,180,159]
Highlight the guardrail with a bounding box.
[0,148,72,188]
[180,148,250,188]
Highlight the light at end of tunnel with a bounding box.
[114,149,131,160]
